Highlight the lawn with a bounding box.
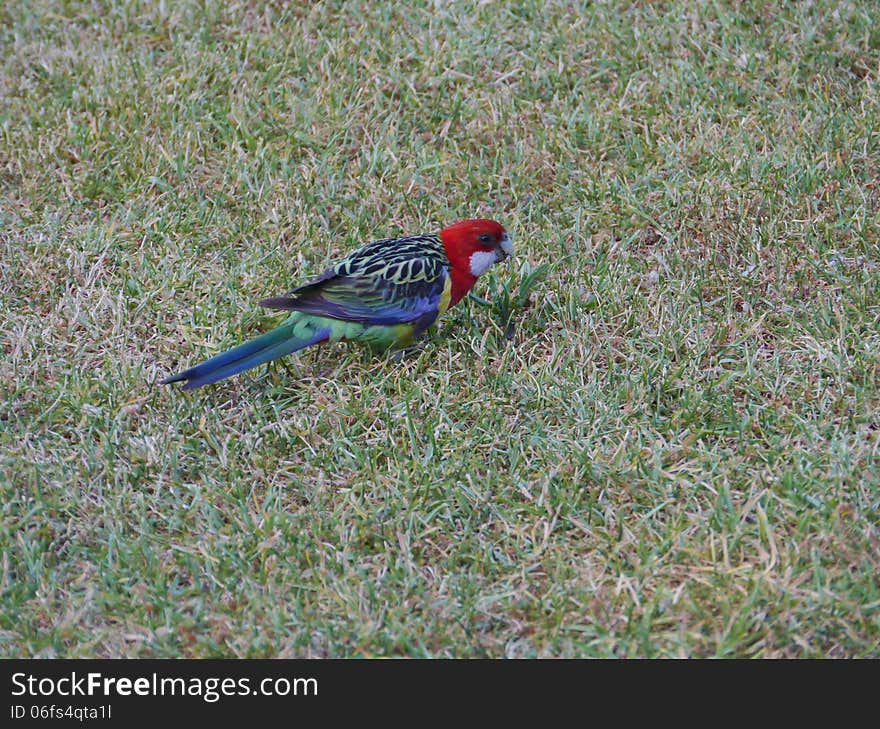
[2,0,879,657]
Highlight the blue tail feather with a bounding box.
[160,321,329,390]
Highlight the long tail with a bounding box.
[160,315,330,390]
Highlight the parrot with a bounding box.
[160,218,514,389]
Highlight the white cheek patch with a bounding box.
[500,235,514,258]
[469,250,498,277]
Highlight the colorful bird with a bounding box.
[160,218,513,389]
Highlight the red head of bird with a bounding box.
[439,219,514,307]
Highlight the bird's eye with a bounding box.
[478,233,492,244]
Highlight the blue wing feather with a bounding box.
[264,276,443,325]
[260,235,450,327]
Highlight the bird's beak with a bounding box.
[497,233,514,262]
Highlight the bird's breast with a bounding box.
[437,273,453,316]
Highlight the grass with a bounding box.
[1,0,879,657]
